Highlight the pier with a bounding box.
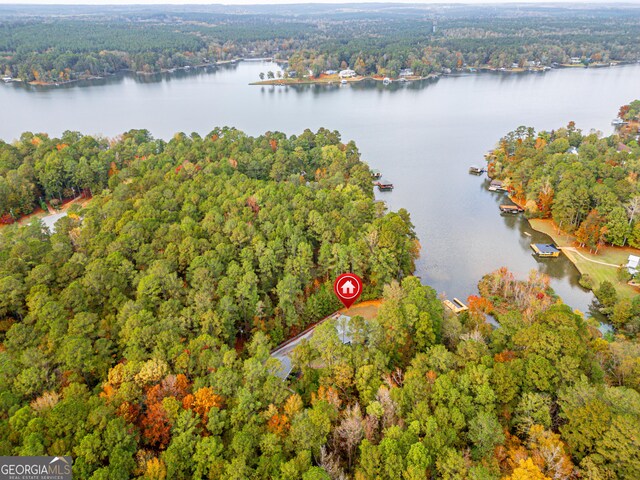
[499,204,524,214]
[444,298,469,314]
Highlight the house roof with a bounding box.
[627,255,640,268]
[617,143,632,153]
[334,315,353,345]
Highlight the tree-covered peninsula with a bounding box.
[1,126,639,479]
[485,101,640,330]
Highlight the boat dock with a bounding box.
[375,180,394,191]
[531,243,561,258]
[444,298,469,314]
[488,179,507,192]
[469,165,486,175]
[499,204,524,214]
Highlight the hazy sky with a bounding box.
[1,0,637,5]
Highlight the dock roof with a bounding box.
[533,244,560,254]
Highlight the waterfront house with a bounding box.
[339,69,356,78]
[399,68,414,77]
[325,70,337,75]
[626,255,640,274]
[271,313,354,380]
[570,57,582,64]
[531,244,561,258]
[568,146,579,155]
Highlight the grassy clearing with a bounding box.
[339,299,382,320]
[529,218,639,300]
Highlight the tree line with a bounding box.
[2,5,640,84]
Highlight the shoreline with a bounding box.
[4,58,635,89]
[500,190,639,299]
[250,61,636,87]
[527,217,640,300]
[6,58,246,87]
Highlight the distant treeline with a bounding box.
[2,5,640,83]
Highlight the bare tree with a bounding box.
[626,196,640,225]
[334,403,364,469]
[319,447,347,480]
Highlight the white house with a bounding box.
[339,69,356,78]
[626,255,640,274]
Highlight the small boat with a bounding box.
[612,118,626,126]
[469,166,485,175]
[383,77,391,85]
[2,76,12,83]
[371,169,382,180]
[499,204,524,214]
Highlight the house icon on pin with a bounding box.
[341,280,356,295]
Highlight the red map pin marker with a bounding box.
[334,273,363,309]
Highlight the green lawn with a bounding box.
[529,218,639,300]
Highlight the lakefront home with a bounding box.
[339,69,356,78]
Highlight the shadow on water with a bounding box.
[262,76,441,96]
[480,178,588,287]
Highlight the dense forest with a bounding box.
[2,4,640,83]
[486,115,640,253]
[1,127,639,478]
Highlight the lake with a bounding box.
[2,61,640,314]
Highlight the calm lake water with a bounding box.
[2,61,640,314]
